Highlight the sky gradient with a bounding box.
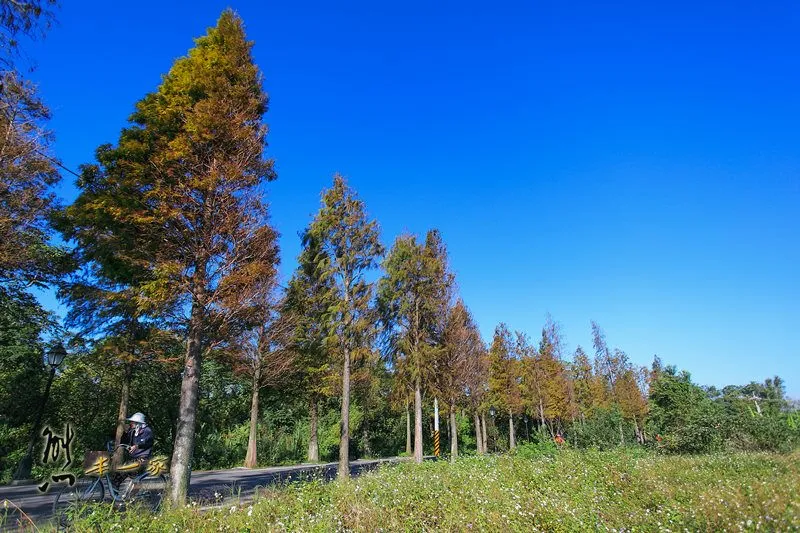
[24,0,800,395]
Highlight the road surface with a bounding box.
[0,457,404,530]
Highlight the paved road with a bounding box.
[0,457,405,530]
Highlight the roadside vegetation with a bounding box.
[50,447,799,532]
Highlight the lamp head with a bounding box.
[47,343,67,368]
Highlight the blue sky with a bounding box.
[24,0,799,395]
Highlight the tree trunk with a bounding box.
[168,298,204,506]
[443,406,449,453]
[113,363,132,467]
[338,343,351,479]
[244,366,261,468]
[508,411,516,450]
[307,396,319,462]
[619,420,625,446]
[634,416,645,444]
[480,413,488,453]
[449,402,458,461]
[538,397,546,429]
[474,411,483,454]
[406,398,412,456]
[414,377,423,463]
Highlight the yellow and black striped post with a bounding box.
[434,398,440,457]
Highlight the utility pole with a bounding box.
[433,398,440,458]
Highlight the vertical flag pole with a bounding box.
[434,398,440,458]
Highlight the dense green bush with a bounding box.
[0,291,51,482]
[727,411,800,453]
[512,439,558,458]
[570,407,635,449]
[648,368,726,453]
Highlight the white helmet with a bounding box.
[126,412,146,425]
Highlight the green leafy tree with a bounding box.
[739,376,788,416]
[285,230,338,462]
[55,290,156,464]
[0,290,55,481]
[648,367,724,453]
[306,175,382,479]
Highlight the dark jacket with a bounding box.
[123,425,154,460]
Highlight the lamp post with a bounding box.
[13,342,67,481]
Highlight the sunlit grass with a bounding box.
[59,448,799,531]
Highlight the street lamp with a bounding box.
[13,342,67,481]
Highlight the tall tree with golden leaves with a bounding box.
[570,345,608,422]
[63,10,279,504]
[488,323,522,450]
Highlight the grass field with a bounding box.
[42,447,800,531]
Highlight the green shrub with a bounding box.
[727,412,800,453]
[513,440,558,458]
[571,407,634,449]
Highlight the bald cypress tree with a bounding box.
[438,300,483,460]
[305,175,382,479]
[488,324,522,450]
[285,229,338,463]
[62,10,278,504]
[378,229,453,463]
[0,0,69,292]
